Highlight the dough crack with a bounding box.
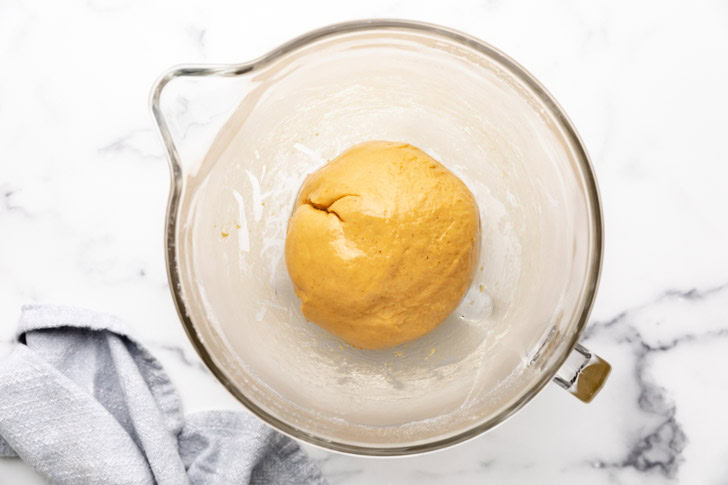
[305,194,357,222]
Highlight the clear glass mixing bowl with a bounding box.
[151,19,610,455]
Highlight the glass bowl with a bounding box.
[151,19,609,455]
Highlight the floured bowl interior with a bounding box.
[160,22,601,454]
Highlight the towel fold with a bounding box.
[0,304,326,485]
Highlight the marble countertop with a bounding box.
[2,0,727,483]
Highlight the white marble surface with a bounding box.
[2,0,728,483]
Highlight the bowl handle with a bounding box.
[149,64,254,179]
[552,343,611,403]
[150,67,185,178]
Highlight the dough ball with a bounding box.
[285,141,480,349]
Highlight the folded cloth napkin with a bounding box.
[0,304,327,485]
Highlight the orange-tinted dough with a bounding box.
[285,141,480,349]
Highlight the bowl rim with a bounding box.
[151,18,604,456]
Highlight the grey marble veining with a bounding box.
[1,0,728,484]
